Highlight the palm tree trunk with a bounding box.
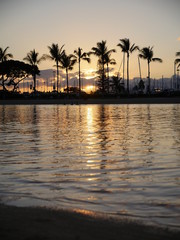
[56,61,59,93]
[148,61,150,94]
[107,63,110,94]
[138,56,142,80]
[123,52,125,84]
[79,59,81,93]
[127,53,129,94]
[33,73,36,92]
[102,61,105,93]
[66,68,69,94]
[174,61,176,89]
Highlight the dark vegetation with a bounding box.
[0,42,180,100]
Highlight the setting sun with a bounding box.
[85,85,94,93]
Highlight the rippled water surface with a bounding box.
[0,104,180,228]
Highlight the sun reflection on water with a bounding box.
[0,104,180,228]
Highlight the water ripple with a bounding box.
[0,104,180,229]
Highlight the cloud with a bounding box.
[177,37,180,41]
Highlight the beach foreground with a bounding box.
[0,204,179,240]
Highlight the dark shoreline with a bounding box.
[0,97,180,105]
[0,204,179,240]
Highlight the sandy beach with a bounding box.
[0,204,179,240]
[0,97,180,105]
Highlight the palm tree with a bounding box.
[111,75,124,95]
[73,48,90,93]
[59,51,76,94]
[117,38,138,94]
[175,51,180,69]
[139,46,162,94]
[46,43,64,92]
[0,47,13,91]
[174,51,180,89]
[0,47,13,62]
[90,40,116,93]
[104,52,116,93]
[23,49,45,92]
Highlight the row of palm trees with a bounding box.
[0,39,169,94]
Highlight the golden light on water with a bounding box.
[87,107,93,129]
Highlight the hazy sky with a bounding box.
[1,0,180,79]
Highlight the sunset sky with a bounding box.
[1,0,180,81]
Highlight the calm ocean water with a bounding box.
[0,104,180,228]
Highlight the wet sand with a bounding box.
[0,204,179,240]
[0,97,180,105]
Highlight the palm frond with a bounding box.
[59,51,76,70]
[139,53,147,60]
[83,57,91,63]
[152,58,163,63]
[23,49,45,66]
[43,54,54,61]
[139,47,154,61]
[175,58,180,64]
[0,46,13,62]
[130,44,139,53]
[117,43,126,52]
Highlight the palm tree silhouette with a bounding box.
[73,48,90,93]
[59,51,76,94]
[174,51,180,89]
[117,38,138,94]
[23,49,45,92]
[0,47,13,62]
[0,47,13,91]
[46,43,64,92]
[90,40,115,93]
[104,52,116,93]
[139,46,162,94]
[175,51,180,69]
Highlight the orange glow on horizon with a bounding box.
[84,68,97,80]
[85,85,95,93]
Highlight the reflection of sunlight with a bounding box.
[87,160,93,163]
[86,107,96,169]
[87,107,93,127]
[73,209,97,217]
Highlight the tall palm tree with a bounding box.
[139,46,162,93]
[0,47,13,91]
[90,40,116,93]
[73,48,90,93]
[59,51,76,94]
[23,49,45,92]
[46,43,64,92]
[117,38,138,94]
